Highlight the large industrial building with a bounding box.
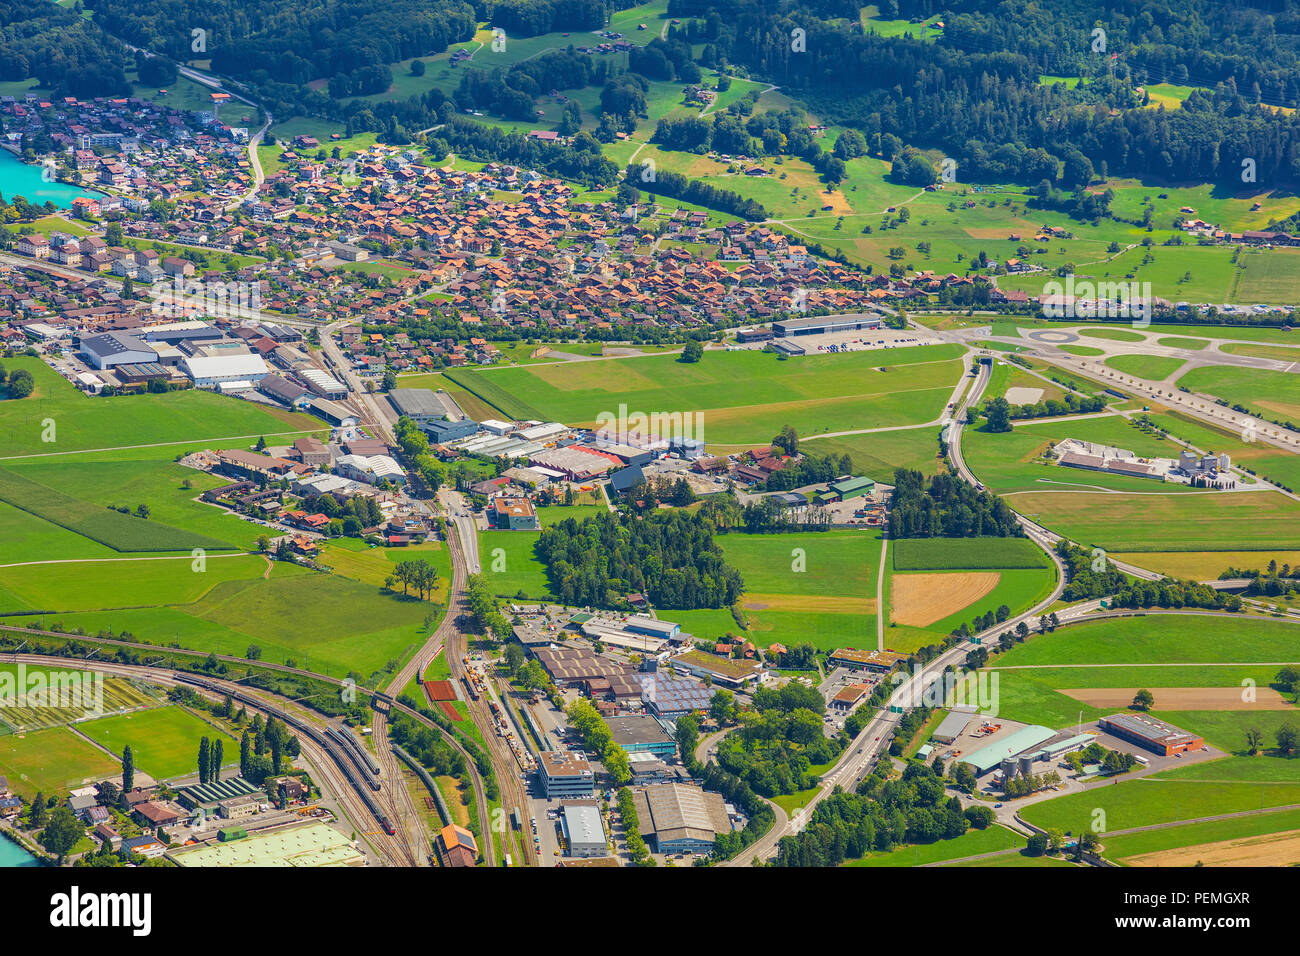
[772,313,885,337]
[632,783,732,855]
[1099,713,1204,756]
[388,388,448,425]
[959,725,1057,776]
[181,353,271,387]
[606,715,676,757]
[79,331,157,370]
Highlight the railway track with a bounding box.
[0,625,491,865]
[6,654,413,865]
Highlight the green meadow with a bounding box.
[443,344,965,449]
[79,705,239,780]
[0,358,318,458]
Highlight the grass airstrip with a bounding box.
[442,344,965,449]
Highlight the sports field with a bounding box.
[442,345,965,448]
[0,726,122,799]
[0,665,159,732]
[78,705,239,781]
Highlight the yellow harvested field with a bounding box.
[1061,687,1295,710]
[1124,829,1300,867]
[740,593,877,615]
[1114,551,1300,580]
[891,571,1000,627]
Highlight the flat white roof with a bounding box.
[182,354,270,379]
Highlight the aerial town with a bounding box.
[0,2,1297,923]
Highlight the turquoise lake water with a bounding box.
[0,833,40,867]
[0,148,105,209]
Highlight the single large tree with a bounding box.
[41,805,84,863]
[122,745,134,793]
[1132,689,1155,711]
[198,736,211,784]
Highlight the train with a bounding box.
[171,672,395,836]
[326,725,382,790]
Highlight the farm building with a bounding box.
[1098,714,1203,756]
[772,313,885,336]
[814,475,875,503]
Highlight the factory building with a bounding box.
[181,353,271,387]
[79,331,157,370]
[1099,714,1204,756]
[772,313,885,337]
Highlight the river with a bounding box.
[0,148,106,209]
[0,831,41,867]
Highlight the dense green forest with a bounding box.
[888,468,1024,538]
[535,509,745,608]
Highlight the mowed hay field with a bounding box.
[1111,550,1300,579]
[1061,687,1294,710]
[1124,828,1300,867]
[442,345,966,448]
[721,531,881,651]
[0,357,320,458]
[79,705,239,781]
[1001,489,1300,551]
[891,536,1051,571]
[890,571,1000,627]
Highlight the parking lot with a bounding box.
[731,327,943,354]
